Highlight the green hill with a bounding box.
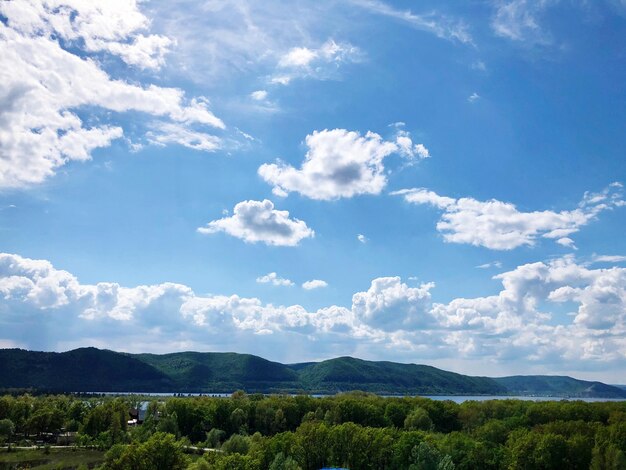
[134,351,299,392]
[292,357,505,395]
[0,348,624,398]
[494,375,626,398]
[0,347,173,392]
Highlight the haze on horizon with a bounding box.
[0,0,625,383]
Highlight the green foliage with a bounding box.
[222,433,251,455]
[187,456,212,470]
[1,392,626,470]
[405,407,434,431]
[102,432,188,470]
[0,418,15,443]
[11,348,626,396]
[269,452,301,470]
[205,428,226,448]
[494,375,626,399]
[409,441,441,470]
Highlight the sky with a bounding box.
[0,0,625,382]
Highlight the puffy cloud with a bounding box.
[197,199,314,246]
[257,272,294,287]
[0,0,173,70]
[259,128,428,200]
[352,277,435,331]
[0,252,364,353]
[0,0,224,189]
[467,92,480,102]
[394,183,624,250]
[1,252,626,377]
[357,234,368,244]
[302,279,328,290]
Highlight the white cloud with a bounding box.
[197,199,314,246]
[272,39,361,85]
[0,0,224,189]
[491,0,552,44]
[592,254,626,264]
[279,47,319,68]
[257,272,294,287]
[250,90,269,101]
[357,234,368,244]
[147,122,221,151]
[351,0,473,44]
[302,279,328,290]
[477,261,503,269]
[1,252,626,378]
[556,237,576,249]
[394,129,431,160]
[468,92,480,102]
[394,184,624,250]
[0,0,173,70]
[259,128,428,200]
[352,277,435,331]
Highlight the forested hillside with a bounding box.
[1,348,625,398]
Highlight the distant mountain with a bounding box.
[494,375,626,399]
[134,351,298,391]
[292,357,506,395]
[0,347,173,392]
[0,348,625,398]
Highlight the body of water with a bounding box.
[78,392,626,403]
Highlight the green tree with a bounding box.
[222,433,251,455]
[0,418,15,444]
[438,455,456,470]
[533,433,568,470]
[269,452,302,470]
[205,428,226,448]
[409,441,441,470]
[102,432,188,470]
[231,408,248,434]
[405,407,434,431]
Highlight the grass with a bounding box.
[0,448,105,469]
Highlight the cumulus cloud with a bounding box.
[431,256,626,366]
[272,39,361,85]
[468,92,480,102]
[1,0,173,70]
[302,279,328,290]
[0,0,224,189]
[357,234,368,244]
[352,277,435,331]
[259,128,429,200]
[197,199,314,246]
[1,252,626,376]
[257,272,294,287]
[393,183,624,250]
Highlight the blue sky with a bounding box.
[1,0,625,382]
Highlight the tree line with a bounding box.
[0,392,625,469]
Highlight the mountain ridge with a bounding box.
[0,348,624,398]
